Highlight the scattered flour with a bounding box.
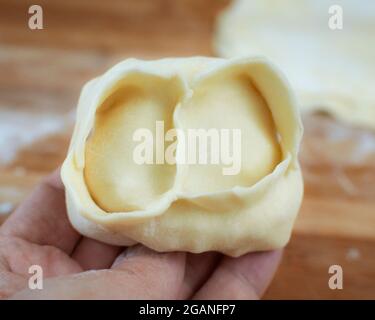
[0,109,70,164]
[0,202,14,215]
[346,247,361,262]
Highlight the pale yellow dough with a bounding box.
[215,0,375,130]
[62,57,303,256]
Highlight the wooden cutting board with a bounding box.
[0,0,374,299]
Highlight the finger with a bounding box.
[72,238,122,270]
[111,245,187,299]
[0,168,80,254]
[1,236,82,277]
[112,248,221,299]
[193,250,283,300]
[0,269,28,299]
[12,245,187,299]
[178,252,221,299]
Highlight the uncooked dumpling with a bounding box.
[215,0,375,129]
[61,57,303,257]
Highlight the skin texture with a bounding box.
[0,168,282,300]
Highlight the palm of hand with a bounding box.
[0,170,281,299]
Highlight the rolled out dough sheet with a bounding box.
[215,0,375,129]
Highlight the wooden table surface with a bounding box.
[1,0,374,299]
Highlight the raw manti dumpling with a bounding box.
[61,57,303,257]
[215,0,375,130]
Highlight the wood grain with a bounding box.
[0,0,374,299]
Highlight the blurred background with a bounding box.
[0,0,374,299]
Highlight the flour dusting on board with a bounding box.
[0,109,71,164]
[0,202,14,215]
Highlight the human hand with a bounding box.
[0,169,282,299]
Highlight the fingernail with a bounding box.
[112,245,153,267]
